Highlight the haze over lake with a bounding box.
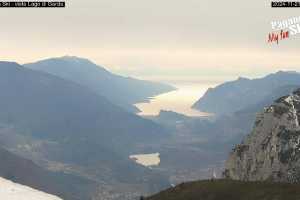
[135,82,217,117]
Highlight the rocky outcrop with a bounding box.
[225,88,300,183]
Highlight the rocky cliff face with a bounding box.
[225,88,300,183]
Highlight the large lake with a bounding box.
[135,82,217,117]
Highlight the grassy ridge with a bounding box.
[146,179,300,200]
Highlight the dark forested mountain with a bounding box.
[192,71,300,115]
[24,56,175,112]
[0,61,169,199]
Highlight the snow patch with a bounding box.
[285,96,292,104]
[0,177,63,200]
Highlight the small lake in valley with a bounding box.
[129,153,160,167]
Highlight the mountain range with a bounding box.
[2,60,300,200]
[25,56,175,113]
[192,71,300,115]
[0,61,170,199]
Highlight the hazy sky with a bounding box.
[1,0,300,83]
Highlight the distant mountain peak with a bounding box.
[41,55,99,67]
[59,55,93,63]
[0,61,24,72]
[237,76,249,81]
[24,57,175,112]
[275,70,298,75]
[0,61,21,67]
[192,71,300,115]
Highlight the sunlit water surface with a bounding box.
[135,83,216,117]
[129,153,160,167]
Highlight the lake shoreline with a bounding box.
[134,83,216,117]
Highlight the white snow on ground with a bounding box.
[129,153,160,167]
[285,96,292,104]
[0,177,62,200]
